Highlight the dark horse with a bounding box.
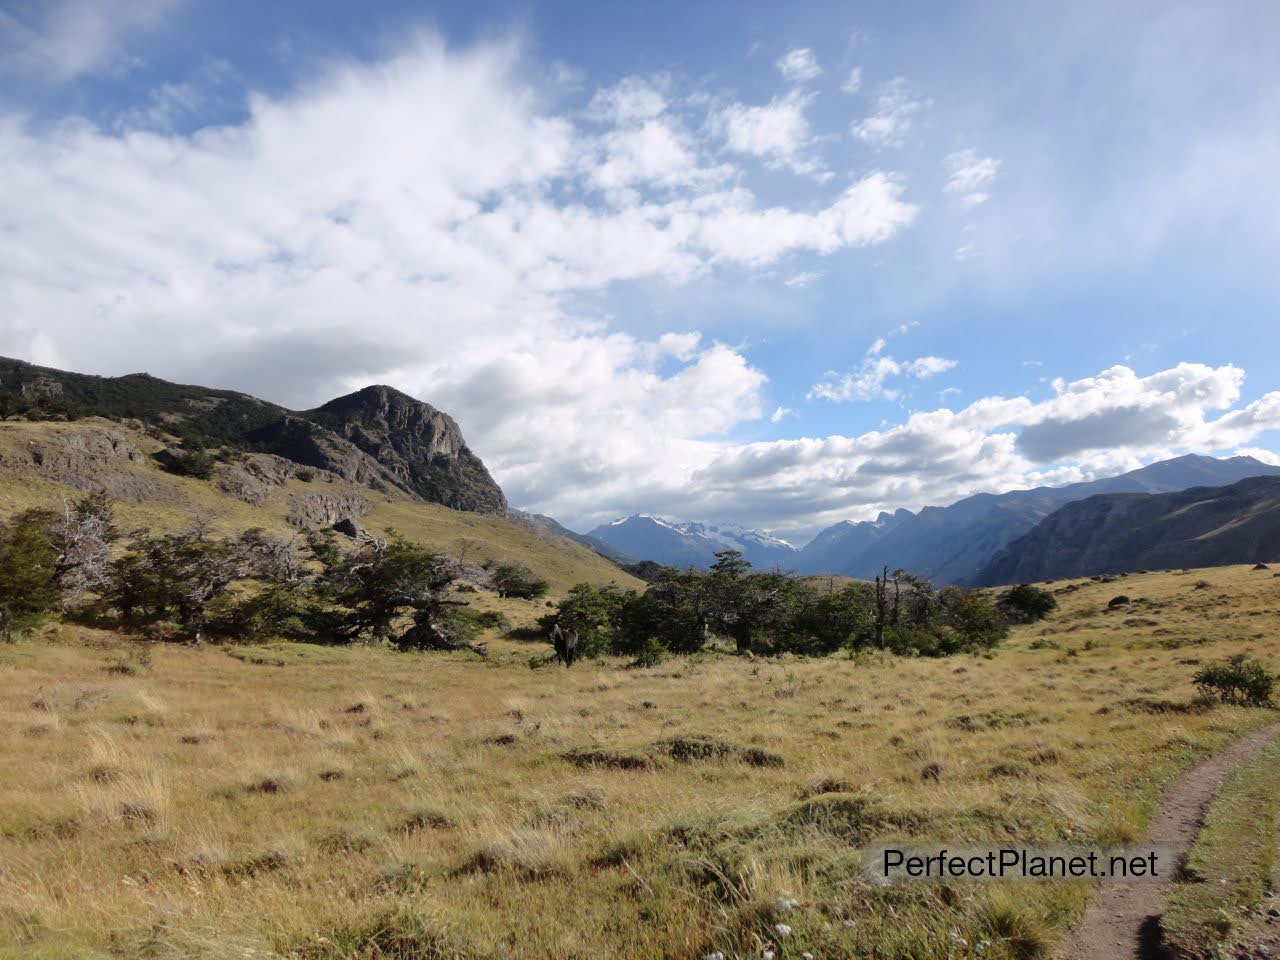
[550,623,578,667]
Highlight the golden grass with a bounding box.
[0,565,1277,959]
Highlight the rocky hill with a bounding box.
[0,357,506,515]
[972,475,1280,585]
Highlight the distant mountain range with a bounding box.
[586,515,799,569]
[585,455,1280,581]
[973,475,1280,584]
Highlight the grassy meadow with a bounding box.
[2,565,1278,959]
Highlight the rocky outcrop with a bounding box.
[303,386,506,514]
[973,476,1280,585]
[286,490,371,529]
[0,426,163,500]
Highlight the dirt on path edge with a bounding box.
[1058,722,1280,960]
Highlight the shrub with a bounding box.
[1193,655,1275,706]
[159,448,217,480]
[0,509,60,639]
[998,584,1058,623]
[488,562,549,601]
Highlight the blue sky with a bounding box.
[3,0,1279,540]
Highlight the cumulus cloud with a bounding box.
[714,90,823,175]
[0,0,180,83]
[775,48,821,83]
[689,363,1280,539]
[808,335,956,403]
[0,35,919,533]
[851,78,923,148]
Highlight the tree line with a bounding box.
[0,495,546,649]
[1,497,1054,660]
[540,550,1056,663]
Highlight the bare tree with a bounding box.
[53,494,116,607]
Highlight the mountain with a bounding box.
[795,455,1280,583]
[0,357,506,515]
[507,508,630,561]
[973,476,1280,585]
[587,515,799,569]
[794,509,913,575]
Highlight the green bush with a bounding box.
[1193,655,1275,706]
[0,510,60,639]
[998,584,1058,623]
[161,448,217,480]
[488,562,549,600]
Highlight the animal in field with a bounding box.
[550,622,578,667]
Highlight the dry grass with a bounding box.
[0,565,1277,958]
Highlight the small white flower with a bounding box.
[802,954,815,960]
[774,923,792,938]
[703,954,725,960]
[763,952,775,960]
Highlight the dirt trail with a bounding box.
[1059,722,1280,960]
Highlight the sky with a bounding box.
[2,0,1279,543]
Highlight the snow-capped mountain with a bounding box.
[586,514,799,569]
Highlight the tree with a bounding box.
[488,561,549,600]
[873,566,890,649]
[787,582,874,655]
[537,583,625,658]
[318,536,489,654]
[52,493,117,606]
[611,569,707,655]
[997,584,1058,623]
[940,587,1008,651]
[106,525,247,642]
[0,509,60,639]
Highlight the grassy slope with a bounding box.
[0,419,638,596]
[1163,740,1280,956]
[1,566,1277,959]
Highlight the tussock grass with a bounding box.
[0,565,1277,958]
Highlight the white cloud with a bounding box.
[944,148,1000,208]
[770,406,795,422]
[689,363,1280,539]
[841,67,863,94]
[784,271,822,288]
[808,337,957,403]
[851,78,923,148]
[714,90,823,175]
[586,75,667,124]
[776,48,821,83]
[0,36,921,533]
[0,0,180,83]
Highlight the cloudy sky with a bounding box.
[3,0,1279,541]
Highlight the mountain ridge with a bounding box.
[0,357,507,515]
[587,514,799,569]
[972,475,1280,584]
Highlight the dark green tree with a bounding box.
[488,561,549,600]
[0,509,60,639]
